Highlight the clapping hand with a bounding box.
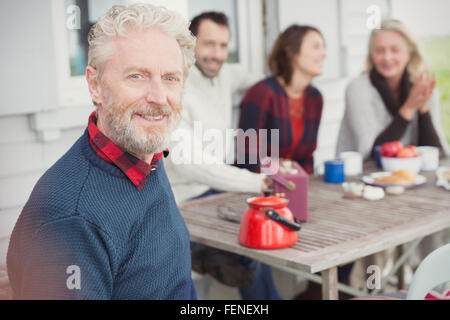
[400,71,436,120]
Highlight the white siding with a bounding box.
[0,239,9,266]
[0,206,24,265]
[0,115,36,145]
[0,118,85,265]
[340,0,391,78]
[0,207,23,240]
[278,0,341,80]
[313,77,350,172]
[391,0,450,38]
[0,0,58,116]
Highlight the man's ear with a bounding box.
[86,66,103,106]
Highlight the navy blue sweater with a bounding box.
[7,129,197,300]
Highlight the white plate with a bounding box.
[362,172,427,188]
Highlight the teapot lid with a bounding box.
[247,196,289,207]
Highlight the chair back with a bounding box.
[407,243,450,300]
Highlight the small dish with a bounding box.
[362,172,427,188]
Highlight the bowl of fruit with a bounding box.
[379,141,422,174]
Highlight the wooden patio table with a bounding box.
[179,159,450,300]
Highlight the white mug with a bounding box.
[417,146,439,171]
[339,151,363,176]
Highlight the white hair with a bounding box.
[88,3,196,80]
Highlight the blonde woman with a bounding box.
[337,19,450,160]
[337,19,449,281]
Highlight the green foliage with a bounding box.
[423,37,450,145]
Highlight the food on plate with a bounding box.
[393,170,417,182]
[374,170,417,185]
[380,141,403,157]
[397,145,419,158]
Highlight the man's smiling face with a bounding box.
[92,27,184,156]
[194,19,230,78]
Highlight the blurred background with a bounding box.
[0,0,449,269]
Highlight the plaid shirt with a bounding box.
[237,77,323,174]
[87,111,167,190]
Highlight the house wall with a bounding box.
[391,0,450,38]
[0,0,57,265]
[0,122,85,266]
[278,0,341,80]
[0,1,59,117]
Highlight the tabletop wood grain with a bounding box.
[179,160,450,273]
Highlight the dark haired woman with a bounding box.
[238,25,326,174]
[236,25,353,300]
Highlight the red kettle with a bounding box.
[238,195,301,249]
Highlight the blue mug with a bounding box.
[324,159,345,184]
[374,146,382,169]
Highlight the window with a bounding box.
[66,0,129,77]
[54,0,189,107]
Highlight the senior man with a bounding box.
[7,4,197,300]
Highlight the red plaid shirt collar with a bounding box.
[87,111,168,191]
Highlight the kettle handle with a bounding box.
[265,209,301,231]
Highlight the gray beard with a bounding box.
[102,103,180,156]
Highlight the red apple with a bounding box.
[397,145,419,158]
[380,141,403,157]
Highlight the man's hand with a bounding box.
[262,176,273,191]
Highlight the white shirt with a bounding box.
[165,64,265,203]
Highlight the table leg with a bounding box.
[397,244,408,289]
[321,267,339,300]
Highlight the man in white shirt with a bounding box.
[165,12,265,203]
[165,12,281,300]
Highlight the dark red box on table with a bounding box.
[271,161,309,222]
